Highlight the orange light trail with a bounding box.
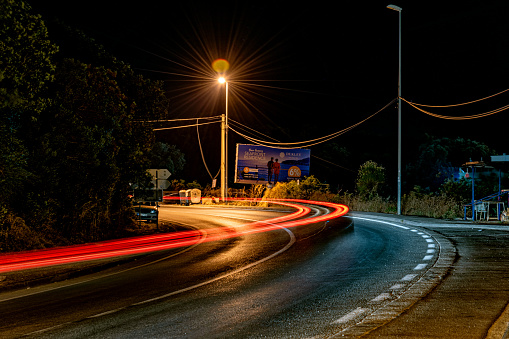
[0,200,348,273]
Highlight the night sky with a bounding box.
[31,1,509,188]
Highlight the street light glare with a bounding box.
[218,77,226,84]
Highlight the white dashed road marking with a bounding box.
[334,217,440,329]
[333,307,369,324]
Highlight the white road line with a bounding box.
[333,307,369,324]
[23,220,297,337]
[414,263,428,270]
[348,216,410,230]
[341,215,442,332]
[371,293,392,302]
[133,226,296,306]
[389,283,405,290]
[401,274,418,281]
[87,308,125,318]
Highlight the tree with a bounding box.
[406,135,495,192]
[148,142,186,175]
[0,2,178,248]
[356,160,386,198]
[0,0,57,211]
[0,0,58,108]
[0,0,59,250]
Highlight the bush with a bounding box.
[335,192,396,214]
[0,210,46,252]
[356,160,386,199]
[402,191,462,219]
[263,176,327,201]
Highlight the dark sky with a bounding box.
[31,1,509,186]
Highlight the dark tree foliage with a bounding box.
[0,0,58,250]
[0,0,181,250]
[405,135,495,193]
[148,142,186,176]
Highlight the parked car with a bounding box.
[133,206,158,223]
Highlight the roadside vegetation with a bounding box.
[213,153,503,222]
[0,1,183,251]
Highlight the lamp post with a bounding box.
[387,4,402,215]
[218,77,228,202]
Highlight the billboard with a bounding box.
[235,144,310,184]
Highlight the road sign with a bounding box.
[153,179,170,190]
[147,169,171,180]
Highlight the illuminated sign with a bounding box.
[234,144,310,184]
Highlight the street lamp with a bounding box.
[218,77,228,202]
[387,4,402,215]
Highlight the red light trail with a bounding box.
[0,200,348,273]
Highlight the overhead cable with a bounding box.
[196,119,220,180]
[401,97,509,120]
[146,116,221,123]
[153,119,220,131]
[312,155,357,173]
[228,119,280,142]
[228,98,396,148]
[406,87,509,108]
[229,120,356,172]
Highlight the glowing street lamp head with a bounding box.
[218,77,226,84]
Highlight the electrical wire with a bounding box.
[153,119,220,131]
[196,119,220,180]
[311,155,357,173]
[228,120,356,173]
[228,98,396,148]
[228,119,280,142]
[147,116,221,123]
[401,97,509,120]
[406,88,509,107]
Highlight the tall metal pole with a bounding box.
[388,4,402,215]
[471,165,475,221]
[220,81,228,202]
[225,82,228,201]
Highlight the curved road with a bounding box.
[0,204,478,338]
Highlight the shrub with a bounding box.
[402,191,462,219]
[263,176,327,201]
[0,210,46,252]
[356,161,386,199]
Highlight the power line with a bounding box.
[228,119,280,142]
[229,120,356,173]
[401,97,509,120]
[311,155,356,173]
[147,116,221,123]
[153,119,221,131]
[228,98,396,148]
[405,88,509,108]
[196,119,220,180]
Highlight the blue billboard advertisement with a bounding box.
[235,144,311,184]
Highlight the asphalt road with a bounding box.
[1,206,508,338]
